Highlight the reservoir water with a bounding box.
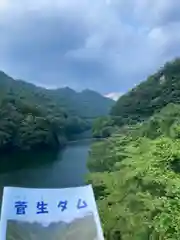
[0,140,91,190]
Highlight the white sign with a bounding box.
[0,185,104,240]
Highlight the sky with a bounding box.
[0,0,180,96]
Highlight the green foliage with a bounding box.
[87,135,133,173]
[65,116,89,135]
[88,101,180,239]
[0,97,60,151]
[49,87,115,119]
[111,58,180,126]
[138,103,180,139]
[0,70,114,152]
[170,121,180,139]
[92,117,116,138]
[0,71,112,151]
[88,135,180,239]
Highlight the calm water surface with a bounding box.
[0,140,91,190]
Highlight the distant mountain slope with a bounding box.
[0,71,114,119]
[111,58,180,125]
[51,88,115,119]
[6,213,98,240]
[0,70,113,151]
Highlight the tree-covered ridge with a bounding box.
[0,98,60,151]
[0,70,113,151]
[87,103,180,239]
[0,71,114,119]
[6,213,97,240]
[92,116,118,139]
[52,87,114,119]
[111,58,180,126]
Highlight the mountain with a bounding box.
[87,58,180,239]
[6,213,98,240]
[0,70,113,152]
[0,71,114,119]
[51,88,115,119]
[111,58,180,125]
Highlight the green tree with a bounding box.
[92,117,115,138]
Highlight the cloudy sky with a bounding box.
[0,0,180,95]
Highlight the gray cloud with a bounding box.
[0,0,180,94]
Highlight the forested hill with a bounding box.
[111,58,180,125]
[0,71,113,151]
[49,87,114,119]
[0,71,114,119]
[88,58,180,239]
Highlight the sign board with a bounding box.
[0,185,104,240]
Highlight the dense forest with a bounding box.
[111,58,180,126]
[52,87,114,119]
[88,59,180,239]
[0,71,113,152]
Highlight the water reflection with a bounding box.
[0,150,59,174]
[0,141,91,214]
[0,141,91,189]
